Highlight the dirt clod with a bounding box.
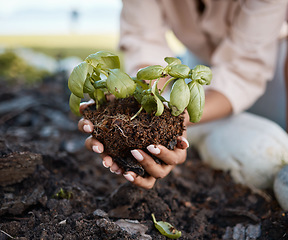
[83,97,185,176]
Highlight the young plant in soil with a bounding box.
[68,51,212,176]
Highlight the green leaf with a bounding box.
[85,51,120,69]
[140,80,165,115]
[68,62,89,98]
[106,69,136,98]
[83,77,95,94]
[133,80,149,104]
[69,93,81,116]
[91,72,101,82]
[151,214,181,239]
[169,79,190,116]
[187,81,205,123]
[168,64,190,78]
[191,65,212,85]
[154,95,164,116]
[101,56,120,69]
[136,65,164,80]
[93,79,107,89]
[93,89,106,109]
[164,57,182,66]
[141,94,157,114]
[151,80,164,116]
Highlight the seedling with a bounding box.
[68,51,212,122]
[53,188,72,200]
[151,213,181,239]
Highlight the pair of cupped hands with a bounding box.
[78,100,190,189]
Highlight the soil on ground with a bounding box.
[0,73,287,240]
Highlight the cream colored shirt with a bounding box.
[119,0,288,114]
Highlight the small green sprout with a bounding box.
[151,213,181,239]
[68,51,212,123]
[53,188,72,200]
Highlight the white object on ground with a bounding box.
[273,165,288,211]
[186,112,288,190]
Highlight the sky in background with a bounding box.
[0,0,122,35]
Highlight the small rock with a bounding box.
[273,165,288,211]
[59,219,67,225]
[222,223,261,240]
[246,224,261,239]
[93,209,108,218]
[96,218,122,237]
[115,219,152,240]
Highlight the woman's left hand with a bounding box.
[118,135,189,189]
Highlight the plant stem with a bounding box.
[149,79,152,89]
[151,213,157,224]
[160,77,176,95]
[130,106,143,121]
[100,70,109,78]
[151,78,160,93]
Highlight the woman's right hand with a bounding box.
[78,100,123,175]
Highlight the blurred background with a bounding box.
[0,0,185,159]
[0,0,122,58]
[0,0,184,80]
[0,0,123,78]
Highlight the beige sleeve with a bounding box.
[119,0,173,76]
[206,0,288,114]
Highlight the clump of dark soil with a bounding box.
[83,97,184,176]
[0,72,287,240]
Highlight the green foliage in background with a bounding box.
[0,51,49,85]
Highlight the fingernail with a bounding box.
[179,136,190,148]
[83,124,92,133]
[92,145,102,153]
[110,168,115,174]
[147,145,160,155]
[115,169,122,175]
[131,150,144,161]
[123,173,134,182]
[102,161,109,168]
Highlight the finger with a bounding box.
[84,136,104,153]
[123,171,156,189]
[176,136,190,149]
[146,144,187,165]
[102,154,113,168]
[78,118,94,133]
[79,99,95,114]
[131,149,174,179]
[101,154,122,174]
[110,162,120,172]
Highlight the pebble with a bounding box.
[115,219,152,240]
[93,209,109,218]
[222,223,261,240]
